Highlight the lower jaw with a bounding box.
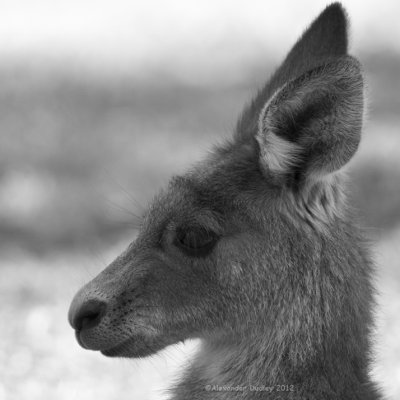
[100,338,135,357]
[100,336,156,358]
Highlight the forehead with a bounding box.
[146,177,226,230]
[144,141,268,226]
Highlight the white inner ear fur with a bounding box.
[256,95,302,175]
[256,90,347,232]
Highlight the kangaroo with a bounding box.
[68,3,382,399]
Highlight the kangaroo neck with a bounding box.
[172,332,377,400]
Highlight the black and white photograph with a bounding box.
[0,1,399,399]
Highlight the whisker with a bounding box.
[102,167,146,212]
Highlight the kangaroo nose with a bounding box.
[69,299,107,331]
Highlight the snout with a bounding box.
[68,287,108,349]
[68,256,170,358]
[68,297,107,332]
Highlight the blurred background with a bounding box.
[0,0,399,399]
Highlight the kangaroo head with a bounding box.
[69,3,366,371]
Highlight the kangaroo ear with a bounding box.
[237,3,349,140]
[256,57,364,185]
[272,2,348,91]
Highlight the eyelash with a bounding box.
[173,226,219,257]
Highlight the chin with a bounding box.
[100,334,166,358]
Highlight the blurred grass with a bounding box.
[0,65,254,252]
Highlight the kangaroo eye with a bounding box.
[174,226,218,257]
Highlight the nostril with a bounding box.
[72,300,107,331]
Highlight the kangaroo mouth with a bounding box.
[74,317,176,358]
[75,328,153,357]
[100,334,159,358]
[74,327,132,354]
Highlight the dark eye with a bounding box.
[174,226,218,257]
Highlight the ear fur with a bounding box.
[256,56,364,184]
[237,3,349,140]
[233,3,364,229]
[255,56,364,230]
